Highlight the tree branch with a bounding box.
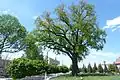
[0,35,8,54]
[47,45,73,59]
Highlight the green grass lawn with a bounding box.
[51,76,120,80]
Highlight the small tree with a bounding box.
[82,64,87,73]
[93,63,97,73]
[108,64,115,73]
[115,65,119,73]
[87,63,92,73]
[104,63,108,73]
[98,64,103,73]
[24,33,43,60]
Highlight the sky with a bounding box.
[1,0,120,67]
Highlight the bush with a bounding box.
[46,65,69,74]
[6,58,69,79]
[59,66,69,73]
[6,58,47,79]
[6,58,28,79]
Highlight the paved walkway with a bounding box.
[0,78,12,80]
[0,72,70,80]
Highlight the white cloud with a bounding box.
[106,17,120,26]
[79,50,119,67]
[103,16,120,32]
[112,26,120,32]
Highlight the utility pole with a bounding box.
[104,61,106,65]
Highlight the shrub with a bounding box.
[6,58,69,79]
[6,58,28,79]
[6,58,47,79]
[46,65,69,74]
[59,66,69,73]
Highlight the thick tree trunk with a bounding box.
[71,57,79,76]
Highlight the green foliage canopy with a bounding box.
[0,14,27,55]
[34,0,106,76]
[24,33,43,60]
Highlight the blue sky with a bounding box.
[1,0,120,67]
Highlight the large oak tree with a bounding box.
[34,0,106,76]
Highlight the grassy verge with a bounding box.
[51,76,120,80]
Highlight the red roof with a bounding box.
[115,62,120,65]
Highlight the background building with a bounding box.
[48,57,60,65]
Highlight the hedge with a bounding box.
[6,58,69,79]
